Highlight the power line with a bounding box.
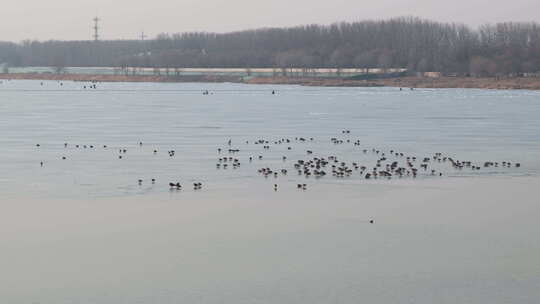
[93,17,100,41]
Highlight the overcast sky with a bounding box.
[1,0,538,41]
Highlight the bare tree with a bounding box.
[0,17,538,77]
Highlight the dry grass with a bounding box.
[248,76,540,90]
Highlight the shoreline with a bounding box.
[2,73,540,90]
[247,75,540,90]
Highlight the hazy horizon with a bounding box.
[0,0,539,42]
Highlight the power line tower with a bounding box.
[140,31,147,41]
[93,17,100,41]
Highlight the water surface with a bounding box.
[1,80,540,304]
[0,80,538,199]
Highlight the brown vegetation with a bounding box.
[247,76,540,90]
[375,76,540,90]
[0,73,242,83]
[246,77,540,90]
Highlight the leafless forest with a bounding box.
[1,17,539,76]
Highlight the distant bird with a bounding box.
[169,182,182,189]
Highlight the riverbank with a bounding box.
[246,75,540,90]
[2,73,540,90]
[0,73,243,83]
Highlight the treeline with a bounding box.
[1,17,540,76]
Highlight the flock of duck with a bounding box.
[35,128,522,193]
[213,129,521,191]
[24,79,520,192]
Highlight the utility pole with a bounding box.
[93,17,100,41]
[140,31,147,41]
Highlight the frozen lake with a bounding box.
[0,80,539,199]
[1,80,539,303]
